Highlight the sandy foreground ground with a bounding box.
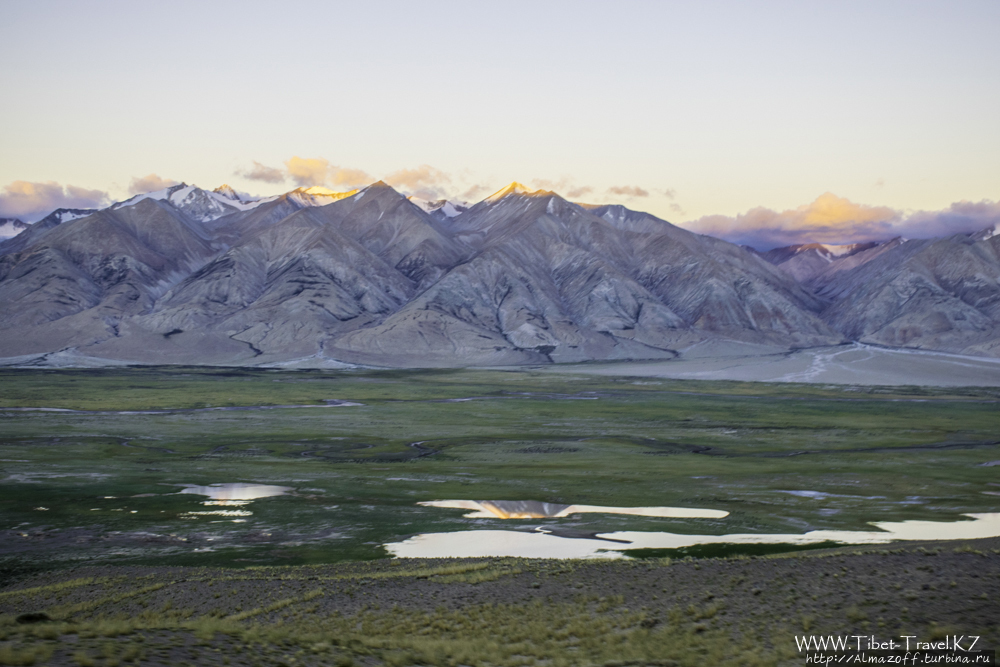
[1,538,997,666]
[552,343,1000,387]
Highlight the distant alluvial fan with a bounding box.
[1,180,999,366]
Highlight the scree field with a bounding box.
[0,367,998,666]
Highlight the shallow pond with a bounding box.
[386,508,1000,559]
[176,483,292,520]
[178,483,292,504]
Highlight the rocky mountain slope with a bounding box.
[815,229,1000,356]
[0,208,99,255]
[1,181,998,366]
[329,185,839,366]
[755,231,1000,357]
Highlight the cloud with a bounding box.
[384,164,452,200]
[285,157,331,187]
[237,161,285,184]
[0,180,109,222]
[129,174,179,195]
[530,178,569,193]
[659,188,677,200]
[457,178,645,203]
[682,192,1000,250]
[329,167,372,188]
[528,178,599,201]
[901,199,1000,239]
[607,185,649,198]
[459,184,492,201]
[284,156,372,190]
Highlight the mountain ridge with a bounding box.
[2,182,998,366]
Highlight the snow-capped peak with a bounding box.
[112,183,273,222]
[785,242,876,260]
[408,196,469,218]
[440,201,468,217]
[112,183,208,212]
[213,184,242,201]
[52,209,93,224]
[0,218,29,240]
[817,243,858,257]
[113,183,185,209]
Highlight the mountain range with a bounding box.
[1,181,998,366]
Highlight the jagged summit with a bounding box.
[111,183,274,222]
[408,196,469,220]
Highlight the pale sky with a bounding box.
[1,0,998,247]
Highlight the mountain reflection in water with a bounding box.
[418,499,729,519]
[176,483,292,519]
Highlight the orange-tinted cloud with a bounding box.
[384,165,451,200]
[238,161,285,184]
[328,167,371,188]
[285,157,331,187]
[284,157,372,189]
[607,185,649,198]
[683,193,1000,249]
[0,180,109,222]
[129,173,179,195]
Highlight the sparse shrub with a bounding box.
[72,650,96,667]
[846,606,866,623]
[0,643,53,666]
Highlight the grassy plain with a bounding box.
[0,367,998,665]
[1,367,999,570]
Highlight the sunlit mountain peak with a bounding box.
[213,184,241,201]
[486,182,537,202]
[288,186,359,208]
[302,186,340,196]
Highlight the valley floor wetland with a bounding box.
[0,366,998,665]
